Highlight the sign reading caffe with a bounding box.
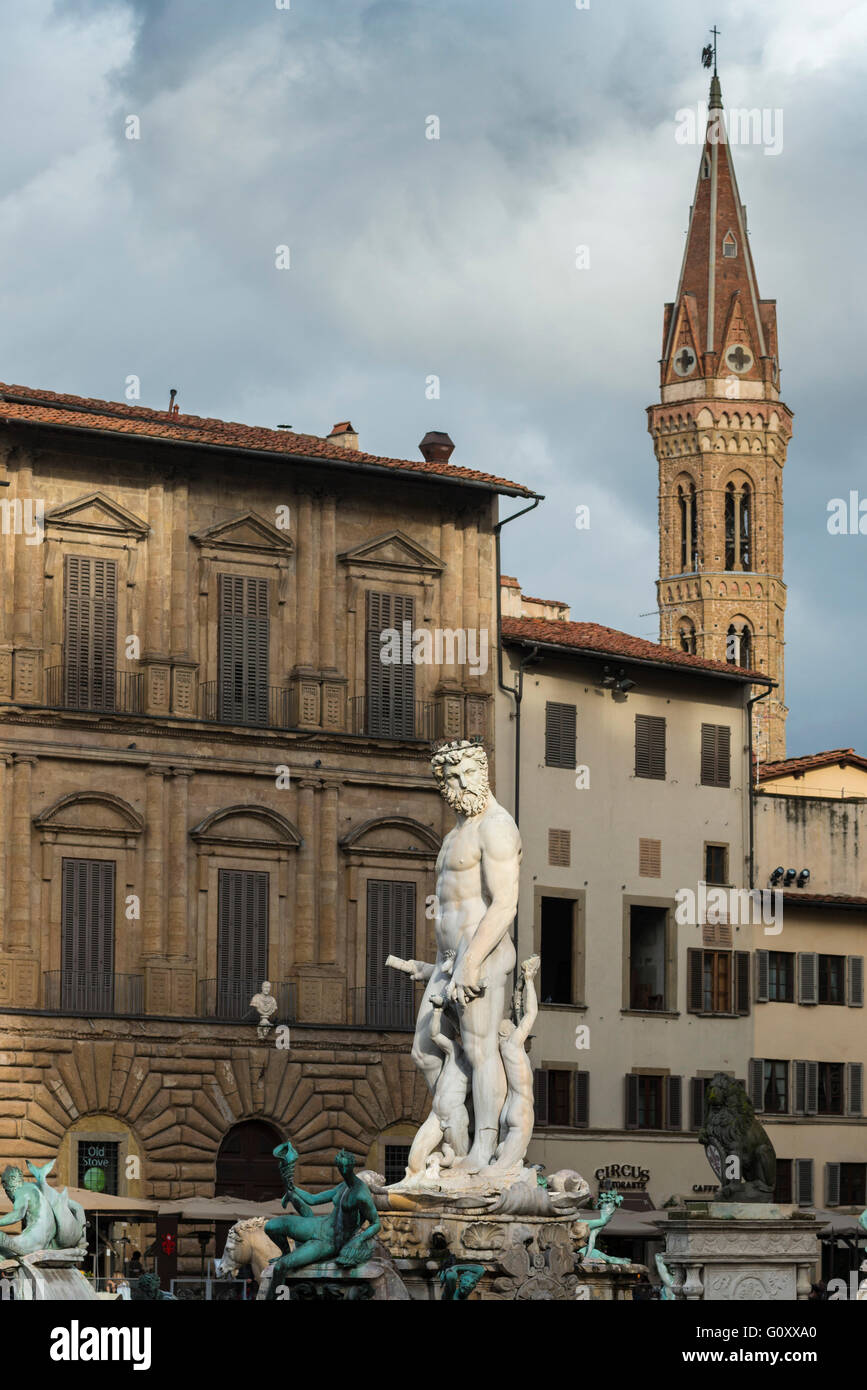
[594,1163,651,1192]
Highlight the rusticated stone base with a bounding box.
[379,1208,648,1301]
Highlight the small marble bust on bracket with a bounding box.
[251,981,278,1039]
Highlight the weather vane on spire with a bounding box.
[702,25,720,76]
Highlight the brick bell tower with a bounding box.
[647,71,792,761]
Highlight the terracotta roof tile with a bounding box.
[502,615,770,683]
[0,382,534,497]
[759,748,867,781]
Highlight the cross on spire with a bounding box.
[702,25,720,76]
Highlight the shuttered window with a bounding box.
[548,829,571,867]
[825,1162,841,1208]
[218,574,269,725]
[626,1074,680,1130]
[847,1062,864,1116]
[366,591,415,737]
[795,1158,814,1207]
[797,952,818,1004]
[61,858,115,1012]
[533,1070,588,1128]
[634,715,666,779]
[545,702,576,768]
[365,880,415,1026]
[690,1076,708,1131]
[64,556,118,711]
[700,723,731,787]
[638,838,662,877]
[217,869,269,1016]
[848,956,864,1007]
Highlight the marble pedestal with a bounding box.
[657,1203,823,1301]
[379,1208,646,1301]
[0,1248,97,1300]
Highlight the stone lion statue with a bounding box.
[698,1073,776,1202]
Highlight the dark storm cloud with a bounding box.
[3,0,865,751]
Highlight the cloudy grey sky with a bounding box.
[2,0,865,755]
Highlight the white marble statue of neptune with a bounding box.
[401,738,522,1173]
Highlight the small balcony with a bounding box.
[351,985,418,1031]
[43,971,144,1015]
[198,682,293,730]
[44,666,144,715]
[197,978,296,1022]
[348,696,440,742]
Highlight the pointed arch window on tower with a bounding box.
[678,617,696,655]
[725,482,752,571]
[722,231,737,258]
[726,622,753,669]
[700,154,711,180]
[678,482,698,572]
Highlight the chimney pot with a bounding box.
[419,431,455,464]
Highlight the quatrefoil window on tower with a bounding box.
[673,346,696,376]
[725,344,753,373]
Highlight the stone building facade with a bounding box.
[649,74,792,761]
[0,383,534,1245]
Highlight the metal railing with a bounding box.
[351,986,417,1030]
[348,696,439,741]
[197,682,293,729]
[197,979,296,1022]
[43,972,144,1015]
[44,666,144,715]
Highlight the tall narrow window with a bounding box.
[365,880,416,1027]
[218,574,269,725]
[545,702,577,768]
[540,896,575,1005]
[739,484,751,569]
[61,858,115,1012]
[629,906,667,1011]
[727,623,752,668]
[64,556,118,711]
[365,592,415,738]
[217,869,269,1018]
[634,714,666,779]
[679,618,696,654]
[724,484,736,571]
[677,483,697,572]
[700,724,731,787]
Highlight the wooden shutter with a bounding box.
[64,555,118,710]
[666,1075,682,1131]
[547,829,571,867]
[689,1077,706,1131]
[825,1162,841,1208]
[687,948,703,1012]
[734,951,750,1015]
[634,714,666,779]
[848,956,864,1007]
[533,1070,549,1127]
[847,1062,864,1116]
[61,858,115,1011]
[748,1058,764,1112]
[365,880,415,1025]
[798,952,818,1004]
[700,724,731,787]
[795,1158,813,1207]
[366,591,415,737]
[218,574,269,725]
[573,1070,589,1128]
[217,869,269,1012]
[545,702,577,769]
[638,838,661,877]
[625,1074,639,1129]
[805,1061,819,1115]
[754,949,769,1003]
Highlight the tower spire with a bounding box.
[647,62,793,762]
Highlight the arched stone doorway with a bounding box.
[215,1120,283,1202]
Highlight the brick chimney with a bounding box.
[329,421,359,450]
[419,431,455,464]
